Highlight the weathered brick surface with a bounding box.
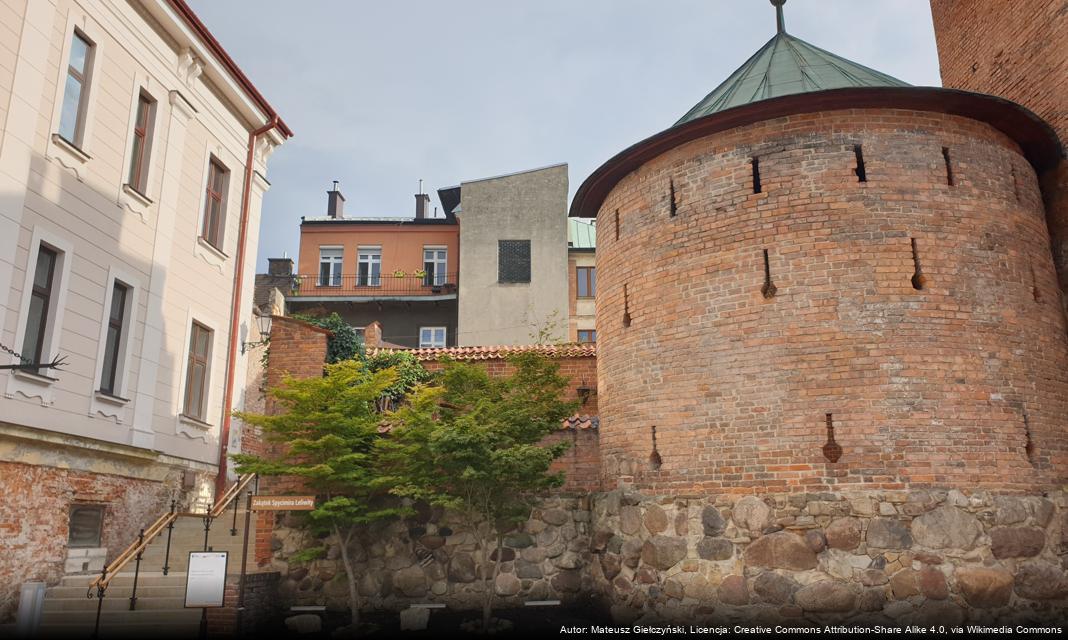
[930,0,1068,314]
[595,108,1068,493]
[0,461,173,621]
[248,316,331,565]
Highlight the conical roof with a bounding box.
[675,6,909,126]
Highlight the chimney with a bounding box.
[267,257,293,276]
[363,321,382,348]
[327,180,345,219]
[415,193,430,219]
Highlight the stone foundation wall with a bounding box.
[268,487,1068,624]
[589,489,1068,624]
[266,494,594,613]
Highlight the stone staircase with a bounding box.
[36,508,256,638]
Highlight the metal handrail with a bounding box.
[88,511,175,591]
[87,474,256,591]
[210,473,257,518]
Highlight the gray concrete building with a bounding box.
[441,163,569,346]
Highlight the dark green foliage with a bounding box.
[378,352,578,629]
[291,312,363,363]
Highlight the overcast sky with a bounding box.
[185,0,942,272]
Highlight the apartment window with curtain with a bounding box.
[423,247,447,286]
[182,322,212,421]
[419,327,446,348]
[577,266,596,298]
[200,158,229,250]
[58,30,94,145]
[99,281,130,396]
[319,247,343,286]
[22,245,59,374]
[126,92,156,194]
[357,246,381,286]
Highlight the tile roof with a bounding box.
[561,414,599,430]
[367,343,596,361]
[378,412,598,434]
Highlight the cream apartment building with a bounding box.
[0,0,289,621]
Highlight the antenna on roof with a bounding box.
[771,0,786,34]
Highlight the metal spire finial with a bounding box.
[771,0,786,34]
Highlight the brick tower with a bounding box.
[573,0,1066,496]
[930,0,1068,317]
[576,0,1068,619]
[573,1,1068,623]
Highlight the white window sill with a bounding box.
[122,183,153,207]
[196,237,229,260]
[11,369,58,385]
[178,413,213,430]
[51,133,91,163]
[94,390,130,406]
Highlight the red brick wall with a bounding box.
[421,354,601,492]
[249,316,330,565]
[0,461,172,621]
[930,0,1068,315]
[595,108,1068,494]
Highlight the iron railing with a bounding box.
[85,474,258,637]
[289,272,458,297]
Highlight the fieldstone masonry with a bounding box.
[589,489,1068,623]
[267,495,595,613]
[269,487,1068,622]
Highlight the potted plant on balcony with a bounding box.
[393,269,406,278]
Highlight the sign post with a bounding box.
[250,495,316,511]
[185,551,228,639]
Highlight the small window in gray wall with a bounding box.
[498,240,531,283]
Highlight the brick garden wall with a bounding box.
[250,316,331,566]
[419,350,601,493]
[594,108,1068,494]
[930,0,1068,315]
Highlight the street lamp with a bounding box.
[241,311,273,354]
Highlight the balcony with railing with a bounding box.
[288,272,459,300]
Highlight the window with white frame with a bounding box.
[419,327,446,348]
[126,91,156,195]
[423,247,447,286]
[182,322,212,421]
[99,280,131,396]
[357,246,381,287]
[319,247,343,286]
[21,245,60,374]
[200,157,229,250]
[58,30,94,146]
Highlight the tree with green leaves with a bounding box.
[231,359,407,632]
[379,353,578,631]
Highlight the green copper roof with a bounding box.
[675,4,909,126]
[568,218,596,250]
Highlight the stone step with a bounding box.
[59,573,186,588]
[49,584,186,600]
[38,621,201,638]
[39,608,202,625]
[42,595,187,612]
